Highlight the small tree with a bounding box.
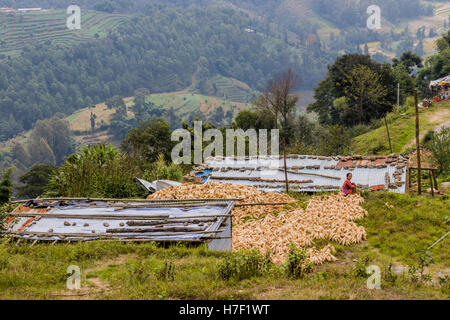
[106,95,127,116]
[426,128,450,175]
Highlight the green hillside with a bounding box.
[0,91,252,161]
[0,9,130,57]
[352,100,450,155]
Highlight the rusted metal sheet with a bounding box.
[190,154,408,193]
[2,199,234,251]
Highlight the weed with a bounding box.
[438,275,449,287]
[285,243,313,279]
[352,257,370,279]
[313,271,328,282]
[127,259,151,283]
[0,256,9,271]
[156,261,176,281]
[217,250,272,281]
[407,264,419,283]
[382,263,398,286]
[417,250,434,281]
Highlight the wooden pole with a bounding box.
[429,170,434,197]
[406,167,411,193]
[283,138,289,194]
[385,117,393,153]
[432,170,438,191]
[414,90,422,195]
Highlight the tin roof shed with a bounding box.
[190,154,408,193]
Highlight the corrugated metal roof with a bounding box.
[2,199,234,250]
[191,154,408,193]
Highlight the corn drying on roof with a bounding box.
[189,154,408,193]
[148,183,368,264]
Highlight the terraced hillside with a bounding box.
[0,9,130,57]
[195,75,258,103]
[146,92,251,121]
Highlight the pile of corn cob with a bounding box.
[148,183,368,264]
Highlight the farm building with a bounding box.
[189,154,409,193]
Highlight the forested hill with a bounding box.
[0,0,448,143]
[0,4,335,142]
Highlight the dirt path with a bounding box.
[50,254,132,300]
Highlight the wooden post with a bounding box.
[431,170,438,192]
[385,117,393,153]
[414,90,422,195]
[407,167,411,192]
[283,139,289,194]
[429,170,434,197]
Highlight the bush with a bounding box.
[217,250,272,281]
[352,257,370,278]
[46,144,144,198]
[143,154,183,182]
[426,128,450,175]
[285,244,313,279]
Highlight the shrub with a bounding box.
[426,127,450,175]
[143,154,183,182]
[46,144,144,198]
[285,244,313,279]
[352,257,370,278]
[382,263,398,286]
[217,250,272,281]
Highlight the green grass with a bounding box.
[0,192,448,299]
[352,100,450,155]
[360,191,450,267]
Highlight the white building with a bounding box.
[17,8,42,13]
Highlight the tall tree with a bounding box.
[308,54,396,126]
[392,51,423,74]
[343,65,388,125]
[17,165,57,199]
[121,118,173,164]
[0,167,14,204]
[254,68,299,193]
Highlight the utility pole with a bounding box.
[397,83,400,107]
[414,90,422,195]
[385,117,393,153]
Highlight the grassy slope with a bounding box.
[0,191,448,300]
[352,100,450,155]
[0,9,130,57]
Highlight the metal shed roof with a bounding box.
[2,199,234,250]
[191,154,408,193]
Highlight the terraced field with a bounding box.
[203,75,258,103]
[147,92,251,120]
[0,9,131,57]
